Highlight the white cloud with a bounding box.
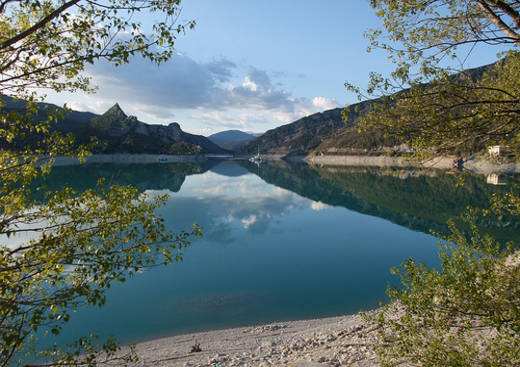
[46,54,342,132]
[312,96,340,110]
[242,77,258,92]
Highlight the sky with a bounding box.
[45,0,503,136]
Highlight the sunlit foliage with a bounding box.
[0,1,200,366]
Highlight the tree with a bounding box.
[351,1,520,366]
[369,207,520,366]
[347,0,520,157]
[0,1,199,366]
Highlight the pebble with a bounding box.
[261,340,275,348]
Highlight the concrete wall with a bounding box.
[51,154,206,166]
[304,155,520,174]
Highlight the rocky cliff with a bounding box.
[1,97,229,155]
[84,103,229,154]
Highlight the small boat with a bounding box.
[249,146,264,164]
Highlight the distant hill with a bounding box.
[1,98,228,155]
[208,129,261,151]
[240,62,496,157]
[208,130,260,143]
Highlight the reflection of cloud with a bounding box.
[241,215,257,229]
[157,174,309,240]
[311,201,329,211]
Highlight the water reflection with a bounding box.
[39,160,519,242]
[240,160,519,239]
[36,160,520,243]
[37,160,519,346]
[33,162,214,195]
[486,173,507,185]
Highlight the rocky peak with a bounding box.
[104,103,127,119]
[168,122,181,130]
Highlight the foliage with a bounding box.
[167,142,201,155]
[1,180,201,366]
[347,0,520,157]
[369,202,520,366]
[0,1,200,366]
[354,2,520,366]
[355,53,520,157]
[0,0,194,97]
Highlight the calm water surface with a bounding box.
[39,160,518,345]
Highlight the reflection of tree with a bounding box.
[33,162,217,199]
[241,160,520,239]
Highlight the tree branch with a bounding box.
[0,0,81,50]
[484,0,520,30]
[476,0,520,46]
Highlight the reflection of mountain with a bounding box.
[34,162,217,197]
[209,161,249,177]
[241,160,520,239]
[36,160,519,241]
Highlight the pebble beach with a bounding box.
[126,313,380,367]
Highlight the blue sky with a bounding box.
[46,0,502,136]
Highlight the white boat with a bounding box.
[249,146,264,164]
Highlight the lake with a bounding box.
[37,160,519,346]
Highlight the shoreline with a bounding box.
[50,154,206,166]
[304,155,520,175]
[47,153,520,175]
[125,312,379,366]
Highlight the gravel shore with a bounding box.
[126,313,380,367]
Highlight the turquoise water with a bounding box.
[39,160,518,346]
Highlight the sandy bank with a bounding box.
[126,313,379,367]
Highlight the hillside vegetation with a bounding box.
[240,63,495,157]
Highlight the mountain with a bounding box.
[239,100,395,156]
[1,98,228,155]
[240,62,496,157]
[208,130,260,143]
[1,94,97,132]
[82,103,228,154]
[208,130,261,151]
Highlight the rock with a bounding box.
[209,357,219,364]
[287,361,327,367]
[261,340,275,348]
